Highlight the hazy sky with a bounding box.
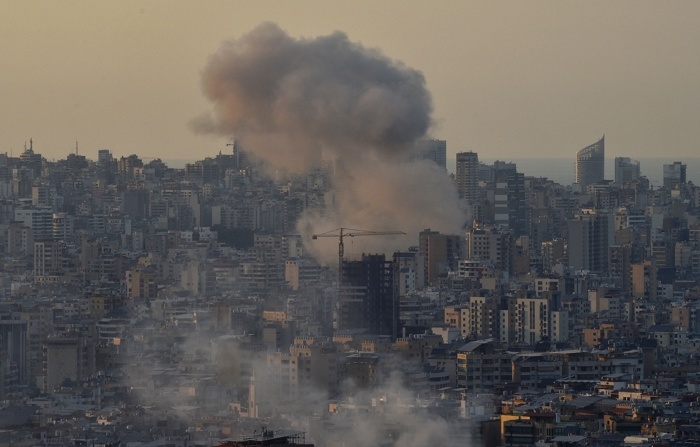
[2,1,699,164]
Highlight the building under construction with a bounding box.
[215,429,313,447]
[338,254,399,339]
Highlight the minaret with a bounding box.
[248,372,258,418]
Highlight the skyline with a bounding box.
[2,1,700,162]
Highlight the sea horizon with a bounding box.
[161,156,699,188]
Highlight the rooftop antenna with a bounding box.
[75,140,79,155]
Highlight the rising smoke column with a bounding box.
[193,23,466,261]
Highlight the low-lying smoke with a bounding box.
[194,23,466,260]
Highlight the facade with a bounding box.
[614,157,641,185]
[6,222,33,256]
[52,212,74,244]
[14,206,53,241]
[456,339,512,391]
[456,151,480,202]
[513,297,551,346]
[663,161,687,189]
[575,136,605,188]
[43,337,93,394]
[393,250,426,292]
[463,295,500,340]
[0,320,28,386]
[608,244,632,291]
[289,338,341,397]
[419,229,463,285]
[339,254,399,338]
[33,241,64,279]
[284,259,322,291]
[490,161,527,237]
[512,353,564,390]
[465,226,514,275]
[415,139,447,170]
[125,268,158,299]
[567,209,612,273]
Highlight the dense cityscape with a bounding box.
[0,134,699,447]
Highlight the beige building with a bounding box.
[462,295,500,340]
[43,337,94,394]
[6,222,33,256]
[444,306,464,331]
[631,260,658,302]
[289,337,341,397]
[419,229,463,286]
[284,259,322,291]
[497,292,569,345]
[125,268,158,299]
[456,339,512,391]
[466,226,513,275]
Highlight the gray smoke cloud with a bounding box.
[194,23,466,260]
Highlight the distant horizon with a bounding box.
[30,153,700,187]
[15,147,700,187]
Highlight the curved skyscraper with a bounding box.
[575,136,605,188]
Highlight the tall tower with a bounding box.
[420,229,464,285]
[490,161,526,237]
[248,372,258,418]
[663,161,687,189]
[339,254,399,339]
[614,157,641,185]
[567,209,612,273]
[456,151,479,201]
[415,139,447,170]
[575,136,605,188]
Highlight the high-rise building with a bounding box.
[608,244,632,291]
[393,250,426,292]
[490,161,527,237]
[419,229,464,285]
[512,297,552,345]
[97,149,113,165]
[456,339,512,390]
[463,295,500,340]
[575,136,605,188]
[52,212,74,244]
[465,226,514,275]
[43,336,94,394]
[663,161,687,189]
[415,139,447,170]
[14,207,53,241]
[567,209,613,273]
[33,241,63,279]
[125,268,158,299]
[614,157,641,185]
[456,151,479,202]
[339,254,399,339]
[0,320,28,386]
[6,222,33,256]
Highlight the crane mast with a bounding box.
[311,227,406,286]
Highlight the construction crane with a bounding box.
[311,227,406,284]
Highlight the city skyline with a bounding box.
[2,1,700,163]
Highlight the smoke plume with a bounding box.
[194,23,466,260]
